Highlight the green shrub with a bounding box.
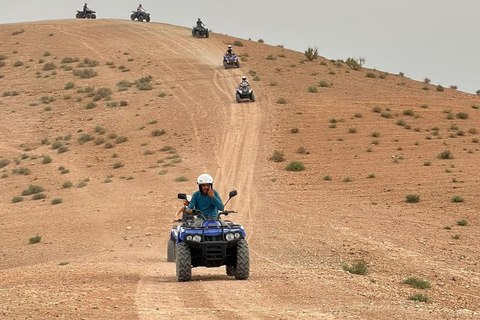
[57,146,69,154]
[290,127,299,134]
[451,196,464,203]
[174,176,188,182]
[64,81,74,90]
[318,80,330,88]
[342,260,367,275]
[120,100,128,106]
[95,125,106,134]
[372,106,382,113]
[436,85,444,92]
[304,47,318,61]
[32,193,46,200]
[348,128,357,133]
[135,76,153,90]
[73,68,98,79]
[233,40,243,47]
[13,61,24,67]
[78,134,94,145]
[152,129,166,136]
[42,62,56,71]
[61,57,79,64]
[345,57,365,70]
[409,294,428,303]
[266,54,276,60]
[402,109,414,116]
[456,112,468,119]
[308,87,318,93]
[116,136,128,144]
[270,150,285,162]
[12,196,24,203]
[365,72,377,79]
[286,161,305,172]
[456,219,467,226]
[403,278,431,289]
[405,194,420,203]
[297,147,309,154]
[51,198,63,205]
[62,181,73,188]
[42,155,52,164]
[323,175,332,181]
[253,75,260,81]
[113,162,124,169]
[77,58,99,67]
[29,235,42,244]
[438,150,453,159]
[276,98,287,104]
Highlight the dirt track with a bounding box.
[1,20,479,319]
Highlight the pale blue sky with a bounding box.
[1,0,479,93]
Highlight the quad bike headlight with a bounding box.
[234,232,241,239]
[225,233,235,241]
[186,235,193,241]
[192,235,202,242]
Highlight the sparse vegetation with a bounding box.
[290,127,299,134]
[276,98,287,104]
[73,68,98,79]
[342,260,367,275]
[318,80,330,88]
[345,57,365,70]
[285,161,305,172]
[270,150,285,162]
[403,278,431,289]
[175,176,188,182]
[266,54,276,61]
[13,61,24,67]
[135,75,153,90]
[365,72,377,79]
[116,136,128,144]
[113,162,124,169]
[64,81,75,90]
[152,129,166,137]
[42,62,56,71]
[438,150,453,159]
[29,235,42,244]
[308,86,318,93]
[456,219,468,226]
[51,198,63,205]
[12,29,25,36]
[405,194,420,203]
[42,155,52,164]
[22,185,44,196]
[233,40,243,47]
[436,85,444,92]
[304,47,318,61]
[62,181,73,188]
[456,112,468,119]
[12,196,24,203]
[409,294,428,303]
[451,196,464,203]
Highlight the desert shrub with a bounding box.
[405,194,420,203]
[85,102,96,109]
[297,147,309,154]
[233,40,243,47]
[42,155,52,164]
[117,80,133,91]
[438,150,453,159]
[451,196,464,203]
[77,58,99,67]
[0,54,7,60]
[21,185,44,196]
[403,278,431,289]
[266,54,276,60]
[304,47,318,61]
[116,136,128,144]
[323,175,332,180]
[308,87,318,93]
[73,68,97,78]
[32,193,46,200]
[51,198,63,205]
[285,161,305,172]
[12,167,30,175]
[113,162,124,169]
[29,235,42,244]
[152,129,166,137]
[365,72,377,79]
[402,109,414,116]
[78,134,94,145]
[42,62,56,71]
[13,61,23,67]
[135,76,153,90]
[456,112,468,119]
[436,85,444,92]
[409,294,428,303]
[456,219,467,226]
[424,78,431,84]
[270,150,285,162]
[276,97,287,104]
[318,80,330,88]
[342,260,367,275]
[381,112,392,118]
[62,181,73,188]
[12,29,25,35]
[290,127,299,134]
[372,106,382,113]
[57,146,69,154]
[174,176,188,182]
[345,57,365,70]
[120,100,128,106]
[64,81,74,90]
[61,57,79,64]
[269,81,277,86]
[371,132,380,137]
[252,75,260,81]
[12,196,24,203]
[397,119,406,126]
[95,87,112,98]
[258,39,264,43]
[94,137,105,145]
[450,85,458,90]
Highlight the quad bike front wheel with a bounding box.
[131,14,136,20]
[138,16,144,22]
[76,13,82,18]
[250,92,255,102]
[146,16,151,22]
[205,30,209,38]
[176,242,192,282]
[235,239,250,280]
[236,61,240,68]
[223,61,228,69]
[226,265,235,276]
[236,93,241,103]
[91,14,96,19]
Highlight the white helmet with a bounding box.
[242,76,247,80]
[197,173,213,185]
[228,45,232,48]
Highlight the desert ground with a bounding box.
[0,19,479,319]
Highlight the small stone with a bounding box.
[126,226,132,230]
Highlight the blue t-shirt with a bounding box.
[187,190,223,219]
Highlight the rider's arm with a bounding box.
[186,193,197,211]
[212,190,224,211]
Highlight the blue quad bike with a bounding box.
[236,84,255,103]
[192,26,209,38]
[223,54,240,69]
[167,190,250,282]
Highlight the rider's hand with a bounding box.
[207,188,214,198]
[186,209,193,214]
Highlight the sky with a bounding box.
[1,0,479,94]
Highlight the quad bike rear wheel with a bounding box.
[205,30,209,38]
[146,16,150,22]
[131,14,136,20]
[176,242,192,282]
[76,12,82,18]
[236,61,240,68]
[226,265,235,276]
[167,239,175,262]
[250,92,255,102]
[138,15,144,22]
[236,93,241,103]
[234,239,249,280]
[91,14,96,19]
[223,61,228,69]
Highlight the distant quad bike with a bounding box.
[192,26,209,38]
[76,9,96,19]
[167,190,250,282]
[131,11,151,22]
[236,84,255,103]
[223,54,240,69]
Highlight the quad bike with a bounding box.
[223,54,240,69]
[76,9,96,19]
[236,84,255,103]
[167,190,249,282]
[131,11,151,22]
[192,26,209,38]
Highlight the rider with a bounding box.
[239,76,250,87]
[186,174,224,227]
[196,18,205,31]
[174,195,191,222]
[83,3,88,14]
[225,45,234,56]
[137,4,146,12]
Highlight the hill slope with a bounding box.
[0,19,479,319]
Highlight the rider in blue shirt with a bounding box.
[186,174,224,227]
